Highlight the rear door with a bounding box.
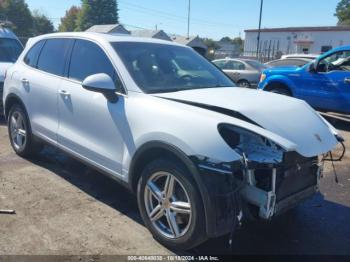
[57,39,126,177]
[21,38,73,143]
[222,60,246,83]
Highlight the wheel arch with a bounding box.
[128,141,214,236]
[4,93,27,121]
[264,80,294,96]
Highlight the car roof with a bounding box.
[281,54,318,59]
[29,32,184,47]
[267,57,312,63]
[213,58,255,62]
[0,27,18,39]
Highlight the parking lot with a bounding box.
[0,115,349,255]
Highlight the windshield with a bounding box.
[0,38,23,63]
[246,60,268,70]
[112,42,235,93]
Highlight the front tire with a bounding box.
[137,158,206,250]
[8,104,42,157]
[237,80,251,88]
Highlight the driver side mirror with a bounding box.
[82,73,119,103]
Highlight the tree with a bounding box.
[58,6,80,32]
[220,36,233,43]
[32,10,54,35]
[232,37,244,52]
[335,0,350,25]
[76,0,119,31]
[0,0,33,36]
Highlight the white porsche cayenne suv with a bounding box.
[2,33,343,250]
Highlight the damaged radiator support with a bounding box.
[240,157,322,220]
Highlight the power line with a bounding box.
[119,0,237,28]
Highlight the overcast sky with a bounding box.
[26,0,340,40]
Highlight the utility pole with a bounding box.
[187,0,191,39]
[257,0,264,59]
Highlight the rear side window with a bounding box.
[69,39,116,82]
[37,39,72,76]
[24,40,45,68]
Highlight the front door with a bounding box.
[57,39,126,177]
[302,50,350,113]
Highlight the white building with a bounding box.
[244,26,350,59]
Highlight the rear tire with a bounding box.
[137,158,207,250]
[8,104,42,157]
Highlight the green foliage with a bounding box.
[335,0,350,25]
[232,37,244,52]
[203,38,220,50]
[32,10,54,35]
[76,0,119,31]
[0,0,33,36]
[58,6,81,32]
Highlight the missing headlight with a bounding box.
[218,124,285,165]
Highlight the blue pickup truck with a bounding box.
[258,46,350,114]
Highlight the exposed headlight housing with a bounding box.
[218,124,285,165]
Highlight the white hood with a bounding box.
[0,63,13,82]
[156,87,339,157]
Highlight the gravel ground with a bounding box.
[0,116,349,255]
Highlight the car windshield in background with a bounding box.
[112,42,235,93]
[0,38,23,63]
[246,60,268,70]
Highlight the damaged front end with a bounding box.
[218,123,326,220]
[191,123,344,237]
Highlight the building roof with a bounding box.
[171,35,207,50]
[245,26,350,33]
[86,24,130,34]
[131,29,171,41]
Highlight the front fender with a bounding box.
[262,74,297,95]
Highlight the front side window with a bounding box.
[24,40,45,68]
[112,42,234,93]
[69,39,116,82]
[0,38,23,63]
[318,50,350,73]
[37,39,72,76]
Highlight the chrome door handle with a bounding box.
[344,78,350,84]
[21,78,29,84]
[59,89,70,96]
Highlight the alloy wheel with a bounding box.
[9,110,27,151]
[144,171,192,239]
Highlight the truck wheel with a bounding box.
[137,158,207,250]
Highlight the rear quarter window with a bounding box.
[24,40,45,68]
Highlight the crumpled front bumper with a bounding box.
[192,151,323,237]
